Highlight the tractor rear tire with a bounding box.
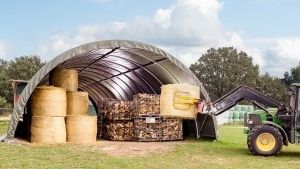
[247,125,283,156]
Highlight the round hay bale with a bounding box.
[241,105,248,112]
[50,68,78,91]
[66,116,97,143]
[30,116,66,144]
[228,111,234,124]
[30,86,67,116]
[232,111,240,122]
[67,91,89,116]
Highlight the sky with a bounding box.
[0,0,300,77]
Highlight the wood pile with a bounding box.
[133,94,160,116]
[96,116,103,138]
[161,118,183,141]
[96,94,183,142]
[99,99,133,120]
[102,120,134,141]
[134,117,162,142]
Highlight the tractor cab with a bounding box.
[290,83,300,112]
[289,83,300,144]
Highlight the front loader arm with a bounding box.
[196,86,286,141]
[210,86,285,116]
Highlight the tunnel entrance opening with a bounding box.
[8,40,210,140]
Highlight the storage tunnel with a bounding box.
[4,40,210,140]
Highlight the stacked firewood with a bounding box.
[161,118,183,141]
[97,94,183,142]
[97,98,118,138]
[134,117,162,141]
[102,120,134,141]
[100,100,133,120]
[133,94,160,116]
[96,116,103,138]
[106,101,133,120]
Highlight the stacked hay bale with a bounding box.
[226,105,255,125]
[30,86,67,144]
[51,68,97,144]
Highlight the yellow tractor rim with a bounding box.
[256,133,276,152]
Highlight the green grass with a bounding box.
[0,121,8,134]
[1,121,300,169]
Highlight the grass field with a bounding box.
[1,121,300,169]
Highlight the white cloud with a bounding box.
[38,0,300,77]
[0,41,9,59]
[38,0,230,57]
[154,8,173,29]
[260,38,300,76]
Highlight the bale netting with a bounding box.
[30,116,66,144]
[30,86,67,117]
[67,91,89,116]
[66,116,97,143]
[50,68,78,91]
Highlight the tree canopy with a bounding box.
[190,47,288,103]
[0,55,45,108]
[282,62,300,85]
[190,47,260,101]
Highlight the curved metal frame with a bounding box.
[5,40,210,139]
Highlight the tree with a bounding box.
[282,62,300,85]
[257,73,288,104]
[0,59,10,107]
[7,55,46,80]
[0,55,45,108]
[0,96,8,108]
[190,47,260,101]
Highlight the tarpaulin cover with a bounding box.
[5,40,210,139]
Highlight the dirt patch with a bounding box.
[95,140,184,157]
[11,138,184,157]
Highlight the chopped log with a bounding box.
[133,94,160,116]
[102,120,134,141]
[134,117,162,142]
[161,118,183,141]
[96,116,103,138]
[98,98,133,120]
[97,98,118,138]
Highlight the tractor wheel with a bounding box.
[247,125,283,156]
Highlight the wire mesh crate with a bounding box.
[133,93,160,116]
[102,119,134,141]
[134,116,162,142]
[161,118,183,141]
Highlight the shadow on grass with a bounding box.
[278,151,300,158]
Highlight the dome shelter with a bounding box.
[4,40,211,140]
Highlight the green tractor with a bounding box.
[201,83,300,156]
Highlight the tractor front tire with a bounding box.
[247,125,283,156]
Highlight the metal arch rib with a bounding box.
[5,40,210,140]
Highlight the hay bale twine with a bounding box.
[30,86,67,116]
[50,68,78,91]
[30,116,66,144]
[66,116,97,143]
[67,91,89,116]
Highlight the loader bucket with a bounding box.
[196,113,219,140]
